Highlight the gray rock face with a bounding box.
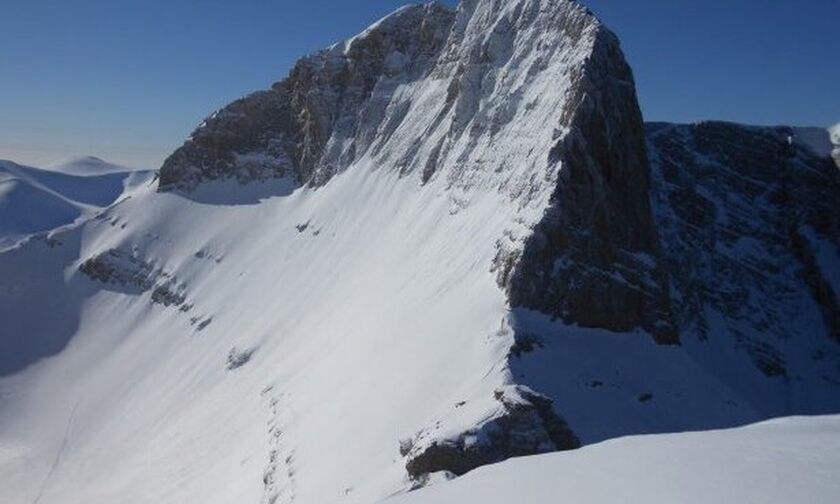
[648,122,840,372]
[504,26,678,345]
[158,3,455,190]
[79,248,160,291]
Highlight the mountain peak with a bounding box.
[158,0,672,340]
[157,0,614,193]
[47,155,136,175]
[156,0,677,477]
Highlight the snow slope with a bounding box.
[0,159,537,503]
[386,415,840,504]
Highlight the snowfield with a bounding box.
[386,415,840,504]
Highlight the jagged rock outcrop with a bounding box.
[79,248,160,291]
[648,122,840,371]
[80,248,192,310]
[404,386,579,479]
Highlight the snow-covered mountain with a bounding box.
[1,1,838,503]
[45,156,143,176]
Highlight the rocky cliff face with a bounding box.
[504,26,677,345]
[648,122,840,373]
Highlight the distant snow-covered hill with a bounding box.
[0,159,150,249]
[46,155,144,176]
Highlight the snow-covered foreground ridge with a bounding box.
[386,415,840,504]
[0,1,838,503]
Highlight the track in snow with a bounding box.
[32,401,79,504]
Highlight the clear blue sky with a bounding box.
[1,0,836,168]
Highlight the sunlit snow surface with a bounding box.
[386,415,840,504]
[0,161,534,503]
